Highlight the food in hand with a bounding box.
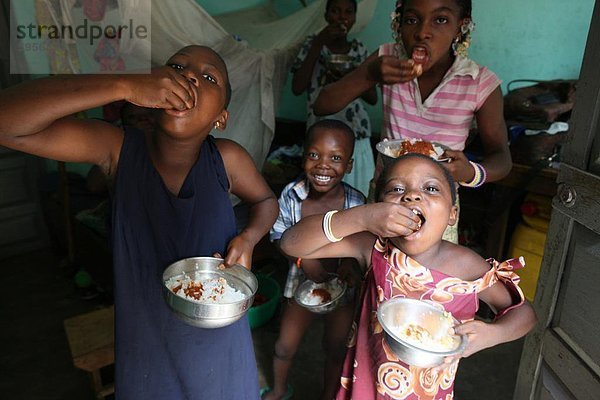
[413,63,423,77]
[409,47,426,77]
[166,274,245,304]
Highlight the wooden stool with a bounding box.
[64,306,115,399]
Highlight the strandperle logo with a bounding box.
[14,18,148,46]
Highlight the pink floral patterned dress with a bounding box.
[336,238,525,400]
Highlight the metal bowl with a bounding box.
[377,297,467,368]
[326,54,355,75]
[376,139,450,169]
[294,276,347,314]
[162,257,258,329]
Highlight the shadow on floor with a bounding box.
[0,249,524,400]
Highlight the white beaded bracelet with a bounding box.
[459,161,487,188]
[322,210,344,242]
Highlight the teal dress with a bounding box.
[111,130,259,399]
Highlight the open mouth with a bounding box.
[411,47,428,64]
[164,107,193,117]
[313,174,333,184]
[411,208,426,230]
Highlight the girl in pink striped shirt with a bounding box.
[314,0,511,201]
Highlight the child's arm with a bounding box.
[450,256,537,360]
[453,290,536,359]
[313,51,379,116]
[443,87,512,183]
[0,69,195,173]
[473,87,512,181]
[360,84,378,106]
[216,139,278,269]
[313,52,419,116]
[280,202,421,266]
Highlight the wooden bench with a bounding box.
[64,306,115,399]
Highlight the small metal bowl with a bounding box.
[377,297,467,368]
[326,54,355,75]
[376,139,450,169]
[162,257,257,329]
[294,276,347,314]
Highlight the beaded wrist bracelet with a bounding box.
[322,210,344,242]
[460,161,487,188]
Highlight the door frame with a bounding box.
[514,1,600,398]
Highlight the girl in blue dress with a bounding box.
[0,45,279,400]
[291,0,378,196]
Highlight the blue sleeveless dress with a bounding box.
[111,130,259,399]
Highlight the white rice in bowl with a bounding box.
[165,273,246,304]
[390,311,460,352]
[302,278,345,306]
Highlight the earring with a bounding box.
[214,121,221,129]
[452,19,475,58]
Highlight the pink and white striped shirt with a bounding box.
[379,42,501,150]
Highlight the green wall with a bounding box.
[201,0,595,134]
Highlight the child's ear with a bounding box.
[345,158,354,174]
[447,204,458,226]
[214,110,229,131]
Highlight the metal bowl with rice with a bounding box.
[377,297,467,368]
[294,275,347,314]
[163,257,257,329]
[376,139,450,169]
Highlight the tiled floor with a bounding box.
[0,248,525,400]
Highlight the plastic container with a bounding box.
[508,223,547,302]
[520,193,552,232]
[248,274,281,329]
[509,193,553,302]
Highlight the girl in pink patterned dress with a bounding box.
[279,153,537,399]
